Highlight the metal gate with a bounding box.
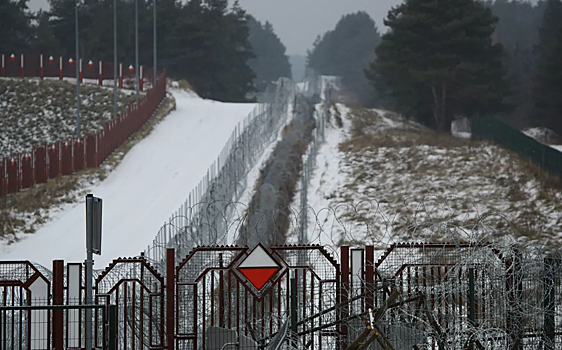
[173,244,341,350]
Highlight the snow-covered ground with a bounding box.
[301,104,562,257]
[523,127,562,152]
[0,88,255,268]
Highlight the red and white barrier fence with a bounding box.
[1,53,146,91]
[0,53,166,198]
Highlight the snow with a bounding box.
[522,127,562,153]
[300,104,562,257]
[302,105,351,249]
[226,100,295,244]
[0,88,255,268]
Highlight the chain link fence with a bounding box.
[297,76,332,245]
[145,78,297,267]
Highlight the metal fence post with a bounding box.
[341,246,349,349]
[52,260,64,350]
[102,305,108,350]
[290,273,297,347]
[108,305,116,350]
[166,248,175,350]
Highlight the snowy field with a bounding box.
[301,104,562,257]
[0,88,255,268]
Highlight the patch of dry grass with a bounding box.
[321,105,562,249]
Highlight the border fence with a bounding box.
[297,76,333,245]
[1,53,154,89]
[145,78,298,265]
[0,53,167,199]
[472,117,562,177]
[0,238,561,350]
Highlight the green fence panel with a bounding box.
[472,117,562,178]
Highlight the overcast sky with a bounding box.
[27,0,403,55]
[232,0,403,55]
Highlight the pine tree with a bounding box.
[486,0,546,126]
[247,16,292,92]
[368,0,508,130]
[307,12,381,106]
[31,10,63,55]
[532,0,562,133]
[0,0,32,53]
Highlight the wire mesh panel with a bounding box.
[0,261,52,350]
[147,79,298,269]
[95,258,165,350]
[175,245,340,350]
[363,243,562,350]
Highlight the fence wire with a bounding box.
[146,78,298,267]
[1,203,561,349]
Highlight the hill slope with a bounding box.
[300,105,562,254]
[0,78,137,156]
[0,88,255,267]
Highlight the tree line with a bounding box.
[0,0,292,102]
[307,0,562,135]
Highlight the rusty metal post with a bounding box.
[166,248,175,350]
[290,273,297,347]
[365,246,374,310]
[52,260,64,350]
[219,253,224,328]
[341,246,349,349]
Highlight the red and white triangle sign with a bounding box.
[237,245,280,290]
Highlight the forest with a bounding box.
[2,0,561,133]
[0,0,292,102]
[308,0,562,133]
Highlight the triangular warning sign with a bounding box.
[239,268,279,290]
[237,245,281,290]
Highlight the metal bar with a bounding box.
[108,305,116,350]
[123,282,127,350]
[102,305,107,350]
[365,246,374,310]
[75,0,81,137]
[0,305,105,311]
[469,267,475,326]
[85,194,94,350]
[134,0,139,102]
[341,246,349,349]
[52,260,64,350]
[113,0,118,119]
[166,249,175,350]
[290,275,297,347]
[219,255,224,328]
